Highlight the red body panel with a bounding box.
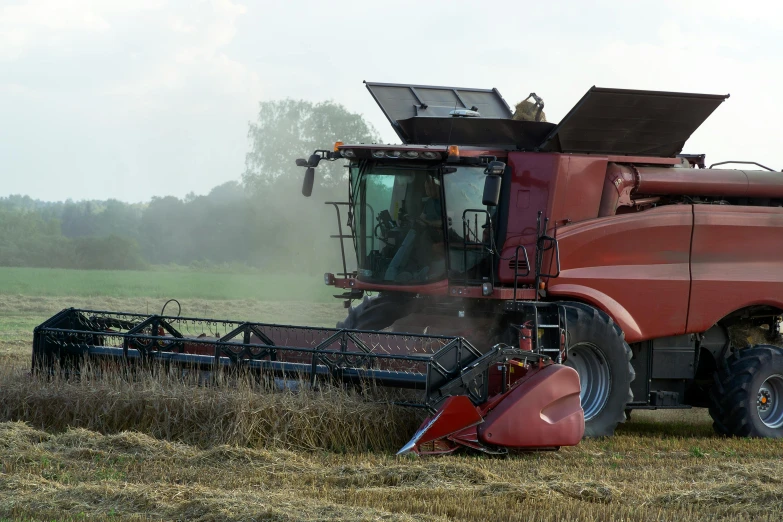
[548,205,693,343]
[497,153,561,285]
[549,155,609,227]
[498,153,608,285]
[687,205,783,333]
[340,278,538,300]
[496,153,783,341]
[347,279,450,295]
[404,395,484,451]
[399,363,584,454]
[477,364,583,448]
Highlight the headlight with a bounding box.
[402,151,419,159]
[385,151,402,158]
[421,151,441,160]
[341,149,355,158]
[372,150,386,158]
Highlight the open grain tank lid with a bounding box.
[539,87,730,157]
[364,81,555,149]
[365,82,729,156]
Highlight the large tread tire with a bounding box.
[561,302,635,438]
[709,345,783,438]
[336,294,413,331]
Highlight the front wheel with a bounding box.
[709,345,783,437]
[561,303,635,437]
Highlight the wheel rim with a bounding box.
[564,342,611,421]
[757,374,783,429]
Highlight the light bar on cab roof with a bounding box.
[337,145,443,161]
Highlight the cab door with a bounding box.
[442,165,495,283]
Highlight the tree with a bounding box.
[208,181,245,204]
[61,201,97,237]
[243,99,380,194]
[138,196,186,264]
[0,100,382,273]
[240,99,382,274]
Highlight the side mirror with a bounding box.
[485,160,506,176]
[302,167,315,197]
[308,154,321,168]
[295,158,308,167]
[483,175,502,206]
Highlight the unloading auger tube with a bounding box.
[32,308,584,455]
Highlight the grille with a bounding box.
[508,259,529,272]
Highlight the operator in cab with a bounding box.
[385,174,446,283]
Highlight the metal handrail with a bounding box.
[461,208,495,287]
[708,161,778,172]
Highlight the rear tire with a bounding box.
[709,345,783,437]
[561,303,635,437]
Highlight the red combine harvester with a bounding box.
[34,83,783,453]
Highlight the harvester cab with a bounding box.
[296,83,528,295]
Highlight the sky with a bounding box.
[1,0,782,203]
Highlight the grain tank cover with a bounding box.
[397,118,556,149]
[364,81,514,143]
[540,87,729,157]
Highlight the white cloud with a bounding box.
[0,1,165,60]
[661,0,782,24]
[108,0,261,109]
[170,17,196,34]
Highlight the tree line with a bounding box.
[0,100,379,272]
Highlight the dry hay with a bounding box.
[0,363,782,521]
[512,100,547,122]
[2,421,782,521]
[0,366,424,454]
[728,322,783,349]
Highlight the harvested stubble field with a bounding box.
[1,269,782,521]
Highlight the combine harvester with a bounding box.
[34,83,783,452]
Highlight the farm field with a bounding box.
[1,268,782,521]
[0,267,337,302]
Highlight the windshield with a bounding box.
[351,163,445,283]
[350,161,492,284]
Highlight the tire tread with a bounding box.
[561,302,635,437]
[709,344,783,437]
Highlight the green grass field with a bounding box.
[0,267,336,302]
[0,267,348,366]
